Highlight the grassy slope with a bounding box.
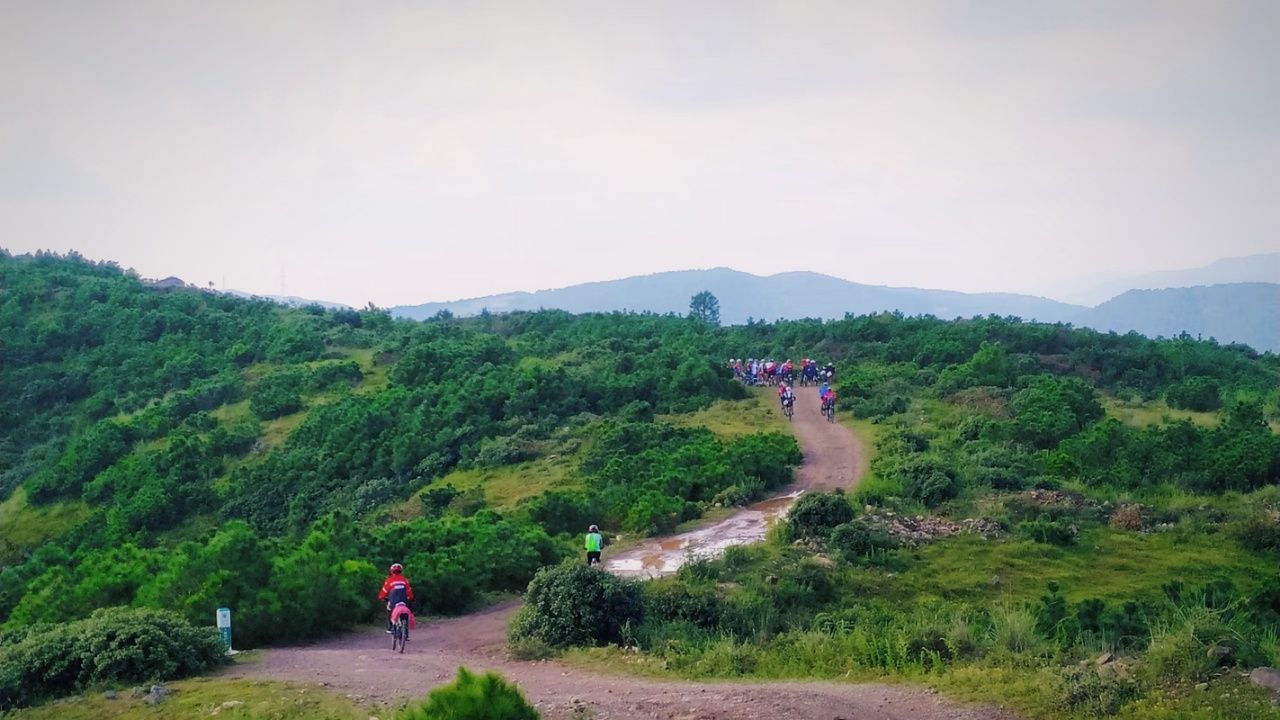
[662,390,792,437]
[0,488,89,564]
[5,677,375,720]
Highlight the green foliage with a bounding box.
[828,520,897,561]
[895,455,960,507]
[396,667,538,720]
[688,291,720,325]
[250,368,305,419]
[1165,375,1223,411]
[1017,514,1078,546]
[785,491,852,540]
[1008,375,1104,449]
[1055,666,1137,716]
[509,563,643,649]
[0,607,226,710]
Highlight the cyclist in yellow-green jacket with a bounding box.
[585,524,603,566]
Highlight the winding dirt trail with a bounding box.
[608,386,864,577]
[227,388,1015,720]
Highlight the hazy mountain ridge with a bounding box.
[1067,252,1280,305]
[392,268,1280,353]
[393,268,1085,324]
[1076,283,1280,353]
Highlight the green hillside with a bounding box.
[3,252,1280,717]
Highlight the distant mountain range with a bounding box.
[224,289,352,311]
[393,268,1084,324]
[392,266,1280,353]
[1075,283,1279,353]
[1066,252,1280,305]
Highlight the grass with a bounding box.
[0,487,90,563]
[210,399,252,424]
[387,453,584,521]
[342,347,392,395]
[895,527,1279,606]
[5,677,377,720]
[661,392,790,438]
[259,410,308,451]
[1101,395,1219,429]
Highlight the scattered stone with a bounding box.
[102,690,117,700]
[130,686,148,698]
[1096,652,1115,666]
[1249,667,1280,693]
[1196,683,1209,692]
[221,701,244,709]
[856,510,1004,545]
[1207,645,1233,663]
[143,684,172,705]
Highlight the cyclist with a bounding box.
[779,382,795,414]
[585,524,604,566]
[821,387,837,417]
[819,379,830,401]
[803,360,817,385]
[378,563,415,634]
[823,362,836,382]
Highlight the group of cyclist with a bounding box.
[730,358,834,388]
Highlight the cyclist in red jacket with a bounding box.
[378,563,414,633]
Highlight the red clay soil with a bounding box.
[226,387,1017,720]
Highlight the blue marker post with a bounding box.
[216,608,232,652]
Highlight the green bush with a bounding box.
[396,667,538,720]
[1057,666,1137,716]
[0,606,226,710]
[1233,510,1280,553]
[1017,514,1078,546]
[645,581,724,629]
[829,520,897,560]
[1166,376,1222,412]
[786,491,853,540]
[895,456,959,507]
[508,563,643,649]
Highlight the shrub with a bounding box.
[895,456,960,507]
[645,581,724,629]
[828,521,897,561]
[987,604,1045,658]
[0,606,226,710]
[1145,604,1260,681]
[1234,509,1280,553]
[508,563,643,649]
[523,491,597,536]
[1057,666,1137,716]
[396,667,538,720]
[1166,376,1222,412]
[786,491,853,540]
[1017,514,1077,546]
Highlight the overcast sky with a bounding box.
[2,1,1278,307]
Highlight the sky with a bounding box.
[2,1,1278,307]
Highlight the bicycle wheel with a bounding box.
[398,616,409,653]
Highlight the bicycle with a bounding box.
[782,398,794,421]
[822,400,836,423]
[390,603,410,653]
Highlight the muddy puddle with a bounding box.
[604,490,803,578]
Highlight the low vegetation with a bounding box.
[4,252,1280,716]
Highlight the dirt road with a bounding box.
[227,388,1015,719]
[607,386,864,577]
